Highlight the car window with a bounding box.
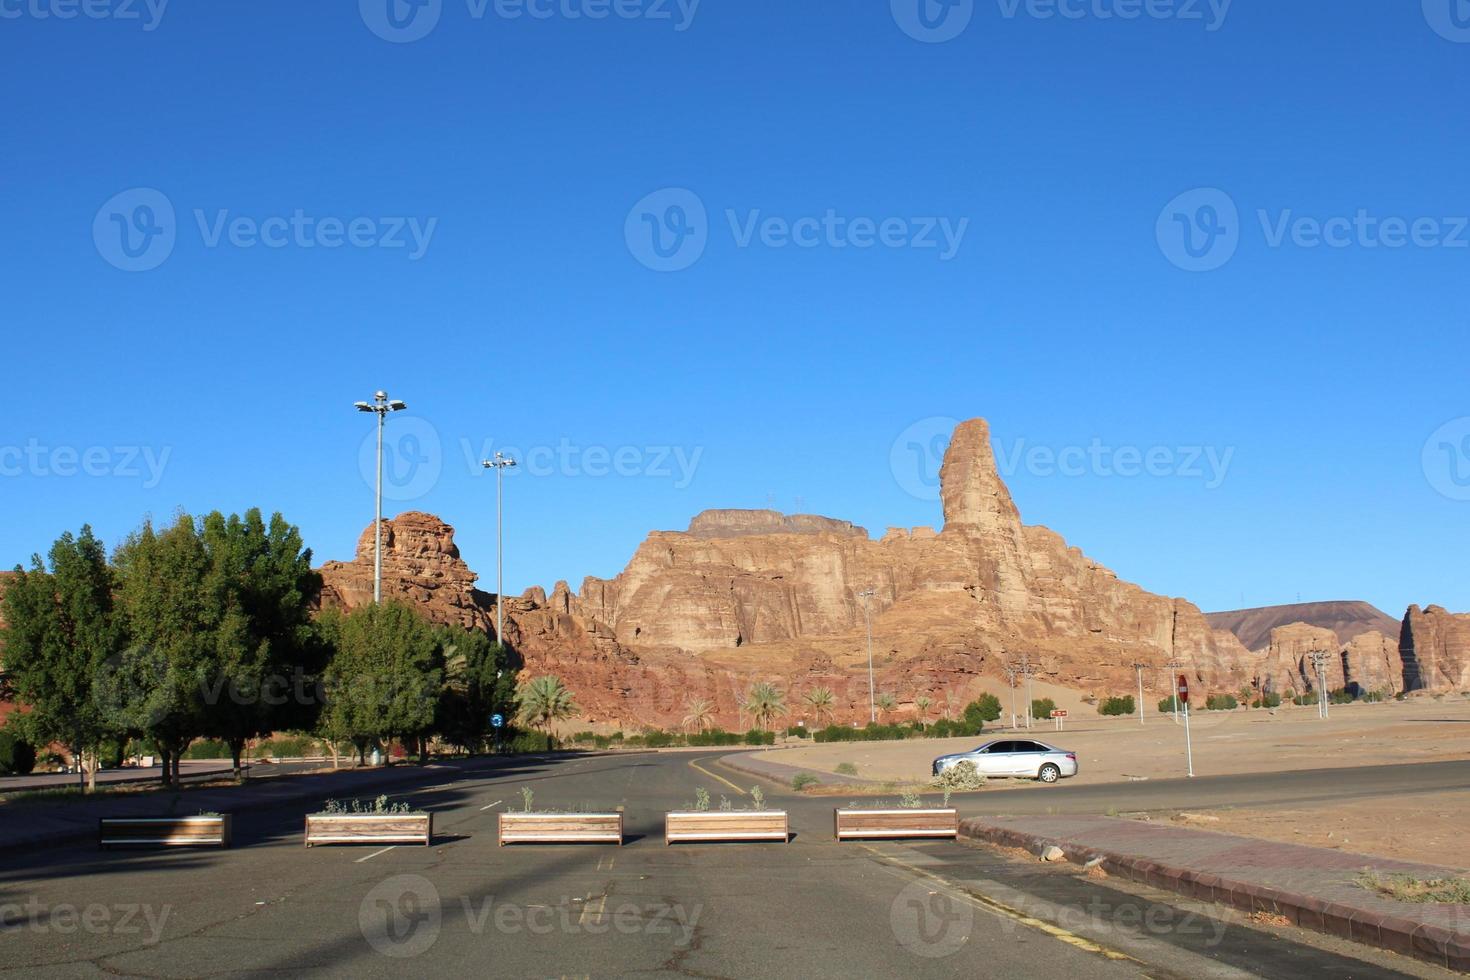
[987,741,1016,753]
[1015,741,1047,753]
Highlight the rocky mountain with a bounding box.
[319,418,1259,728]
[1400,605,1470,692]
[1206,601,1400,653]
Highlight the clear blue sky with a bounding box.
[4,1,1467,618]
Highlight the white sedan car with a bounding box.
[932,739,1079,783]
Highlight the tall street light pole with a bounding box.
[354,390,407,604]
[1002,660,1020,729]
[1165,658,1184,722]
[1020,652,1035,729]
[858,588,876,725]
[482,452,517,645]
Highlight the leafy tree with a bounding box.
[436,628,516,752]
[681,698,715,733]
[111,515,218,786]
[802,686,836,726]
[516,675,578,733]
[0,730,37,776]
[745,681,788,731]
[1031,698,1057,721]
[964,693,1003,726]
[0,526,124,790]
[1098,695,1135,716]
[318,602,443,763]
[192,510,322,778]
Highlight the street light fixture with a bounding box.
[354,390,407,604]
[1132,662,1147,725]
[1309,650,1332,720]
[1165,658,1185,722]
[482,451,518,645]
[858,588,876,725]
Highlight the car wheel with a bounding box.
[1038,763,1061,784]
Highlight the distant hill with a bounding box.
[1206,601,1401,652]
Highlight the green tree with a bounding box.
[1098,695,1135,716]
[436,628,517,753]
[1,526,125,791]
[745,681,788,731]
[802,686,836,726]
[516,674,578,733]
[111,514,218,786]
[318,602,443,764]
[965,693,1003,726]
[875,692,897,723]
[914,694,933,726]
[1031,698,1057,721]
[193,510,322,778]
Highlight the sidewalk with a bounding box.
[0,753,560,855]
[961,814,1470,971]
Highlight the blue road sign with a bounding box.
[490,713,504,729]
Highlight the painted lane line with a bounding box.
[480,800,503,811]
[355,846,397,863]
[688,757,747,795]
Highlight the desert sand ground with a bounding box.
[756,695,1470,784]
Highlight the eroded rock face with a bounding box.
[1259,623,1346,695]
[1401,605,1470,692]
[1343,630,1403,695]
[317,512,495,634]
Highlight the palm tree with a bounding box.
[802,686,836,727]
[875,692,897,723]
[745,681,788,732]
[516,675,578,733]
[681,698,715,734]
[915,694,933,726]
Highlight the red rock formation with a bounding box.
[319,418,1271,729]
[1400,605,1470,692]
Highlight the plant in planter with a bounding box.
[665,784,788,845]
[498,786,623,845]
[305,796,431,846]
[833,788,958,841]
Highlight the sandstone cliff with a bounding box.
[320,418,1262,728]
[1400,605,1470,692]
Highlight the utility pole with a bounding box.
[354,390,407,604]
[482,452,517,645]
[1132,662,1147,725]
[1020,652,1036,729]
[858,588,876,725]
[1001,659,1020,729]
[1310,650,1332,720]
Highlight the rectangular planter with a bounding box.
[498,811,623,846]
[834,808,958,841]
[665,810,789,844]
[99,815,232,848]
[304,812,432,846]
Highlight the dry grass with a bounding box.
[1356,871,1470,904]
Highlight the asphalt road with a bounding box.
[0,752,1450,978]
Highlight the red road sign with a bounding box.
[1049,709,1068,718]
[1176,674,1190,705]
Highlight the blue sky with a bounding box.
[4,1,1468,618]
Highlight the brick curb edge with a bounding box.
[958,818,1470,972]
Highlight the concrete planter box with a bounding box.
[834,807,958,841]
[99,815,232,849]
[498,812,623,846]
[304,812,432,846]
[665,810,789,844]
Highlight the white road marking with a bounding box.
[480,800,503,811]
[355,846,397,863]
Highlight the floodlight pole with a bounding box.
[1132,662,1146,725]
[1165,658,1184,722]
[354,390,407,604]
[482,452,518,645]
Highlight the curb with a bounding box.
[959,818,1470,972]
[718,752,886,789]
